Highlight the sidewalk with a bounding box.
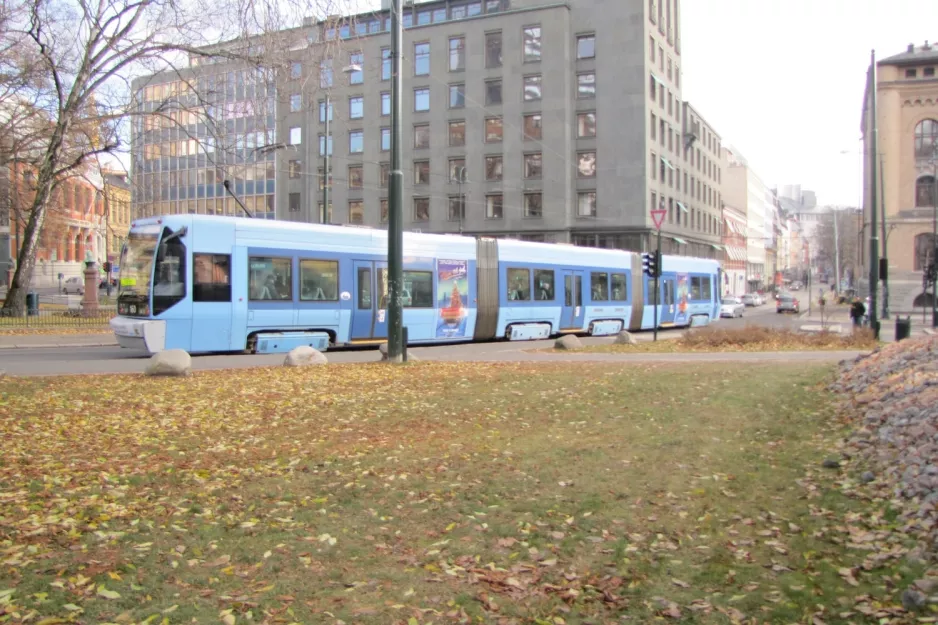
[0,333,117,349]
[799,308,934,341]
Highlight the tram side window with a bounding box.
[300,259,339,301]
[591,272,609,301]
[611,273,628,301]
[403,271,433,307]
[702,276,712,301]
[249,256,293,301]
[152,233,186,314]
[507,268,531,301]
[534,269,554,301]
[690,276,702,300]
[193,254,231,302]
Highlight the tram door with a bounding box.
[659,277,677,325]
[560,271,585,330]
[351,260,389,340]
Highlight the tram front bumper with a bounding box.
[110,316,166,353]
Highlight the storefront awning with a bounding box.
[676,201,689,213]
[651,73,666,87]
[711,243,723,251]
[661,157,674,170]
[671,236,687,245]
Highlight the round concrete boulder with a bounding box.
[283,346,328,367]
[614,331,638,346]
[144,349,192,377]
[554,335,583,350]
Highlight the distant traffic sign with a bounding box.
[651,209,666,230]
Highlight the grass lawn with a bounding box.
[0,362,924,624]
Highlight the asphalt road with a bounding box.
[0,302,848,377]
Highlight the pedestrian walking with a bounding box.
[850,297,866,328]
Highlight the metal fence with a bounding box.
[0,307,115,328]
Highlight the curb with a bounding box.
[0,342,117,350]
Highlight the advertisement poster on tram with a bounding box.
[676,274,690,324]
[436,259,469,338]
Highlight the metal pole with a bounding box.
[833,208,840,297]
[868,49,880,338]
[322,95,329,224]
[653,229,660,342]
[386,0,404,362]
[880,156,888,319]
[457,166,465,235]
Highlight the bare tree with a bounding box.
[0,0,361,314]
[814,207,861,286]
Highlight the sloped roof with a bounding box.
[880,42,938,66]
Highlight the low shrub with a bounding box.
[679,325,878,350]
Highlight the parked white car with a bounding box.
[62,276,84,295]
[720,296,745,318]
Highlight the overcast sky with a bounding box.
[680,0,937,207]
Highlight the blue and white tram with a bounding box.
[110,215,722,354]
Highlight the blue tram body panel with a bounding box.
[109,214,723,354]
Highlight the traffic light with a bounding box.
[642,251,660,277]
[103,261,112,273]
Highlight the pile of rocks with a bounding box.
[830,336,938,519]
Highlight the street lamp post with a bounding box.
[932,151,937,327]
[455,166,466,234]
[386,0,405,362]
[322,95,330,224]
[868,49,880,337]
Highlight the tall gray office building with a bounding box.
[131,0,724,258]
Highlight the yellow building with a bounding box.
[861,42,938,311]
[101,170,131,267]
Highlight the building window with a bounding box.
[915,233,936,271]
[449,158,466,182]
[523,113,542,140]
[524,192,542,218]
[915,119,938,160]
[577,112,596,138]
[449,83,465,108]
[523,75,542,101]
[381,48,391,80]
[576,34,595,59]
[289,127,302,145]
[927,67,936,77]
[381,92,390,116]
[414,42,430,75]
[320,59,333,88]
[415,88,430,111]
[448,195,466,221]
[290,62,302,79]
[380,163,390,188]
[381,127,391,151]
[485,155,503,181]
[348,52,363,84]
[907,68,918,78]
[524,152,542,179]
[577,191,596,217]
[486,194,503,219]
[485,117,503,142]
[449,120,466,146]
[449,36,466,71]
[289,192,301,212]
[319,100,333,122]
[349,130,363,153]
[349,96,363,119]
[413,197,430,222]
[916,175,936,208]
[577,72,596,98]
[486,79,502,105]
[414,124,430,149]
[288,160,301,179]
[289,94,302,112]
[523,26,542,62]
[414,160,430,185]
[348,165,363,189]
[577,151,596,178]
[348,201,364,224]
[485,31,502,68]
[380,198,389,223]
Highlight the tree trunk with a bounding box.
[1,127,67,316]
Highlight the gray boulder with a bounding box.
[614,331,637,346]
[555,335,583,350]
[283,346,328,367]
[144,349,191,377]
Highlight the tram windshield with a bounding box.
[118,229,160,296]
